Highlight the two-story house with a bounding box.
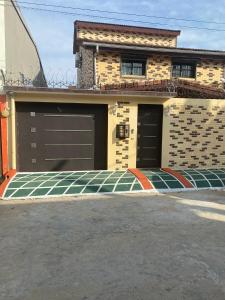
[74,20,225,89]
[1,20,225,181]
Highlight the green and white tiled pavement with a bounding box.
[3,170,143,199]
[177,169,225,189]
[141,169,185,190]
[2,168,225,199]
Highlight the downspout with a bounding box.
[94,44,99,89]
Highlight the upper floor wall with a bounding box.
[74,21,225,89]
[74,21,180,49]
[96,52,225,87]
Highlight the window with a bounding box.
[172,62,196,78]
[121,57,146,76]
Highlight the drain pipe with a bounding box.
[93,44,99,89]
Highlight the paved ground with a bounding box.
[1,190,225,300]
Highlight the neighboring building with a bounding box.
[0,0,46,88]
[74,21,225,89]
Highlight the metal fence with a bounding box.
[0,69,77,89]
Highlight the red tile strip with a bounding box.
[162,168,193,188]
[128,168,153,190]
[0,169,16,198]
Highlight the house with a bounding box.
[0,0,46,89]
[74,20,225,89]
[0,20,225,181]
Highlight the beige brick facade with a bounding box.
[164,98,225,169]
[115,102,131,170]
[95,52,224,87]
[96,52,171,86]
[196,59,224,86]
[77,29,177,47]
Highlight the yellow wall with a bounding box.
[6,92,225,171]
[78,28,177,47]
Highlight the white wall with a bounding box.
[3,1,46,87]
[0,4,6,88]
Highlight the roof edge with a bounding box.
[74,20,181,37]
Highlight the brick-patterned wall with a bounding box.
[78,29,177,47]
[77,46,94,89]
[196,59,224,86]
[96,52,171,85]
[147,55,171,80]
[166,99,225,168]
[96,52,224,87]
[115,102,130,170]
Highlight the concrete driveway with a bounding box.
[1,190,225,300]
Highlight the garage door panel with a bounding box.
[43,145,93,158]
[40,115,95,130]
[16,102,107,172]
[41,131,94,144]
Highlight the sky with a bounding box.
[18,0,225,82]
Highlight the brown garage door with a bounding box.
[137,104,163,168]
[16,102,108,172]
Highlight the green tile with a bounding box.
[95,174,110,179]
[39,180,59,187]
[99,185,115,193]
[104,178,119,184]
[215,174,225,179]
[110,172,125,177]
[118,177,135,184]
[152,181,168,189]
[83,185,100,193]
[8,181,27,188]
[11,189,33,198]
[145,175,161,181]
[132,183,143,191]
[89,178,105,185]
[34,176,52,181]
[4,189,17,198]
[158,174,175,180]
[114,184,132,192]
[48,187,68,195]
[22,181,43,188]
[191,174,205,180]
[166,180,184,189]
[72,179,89,185]
[208,180,223,187]
[204,174,218,180]
[195,180,210,188]
[56,179,77,186]
[66,186,84,194]
[30,188,51,196]
[221,179,225,186]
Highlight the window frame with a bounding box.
[172,61,197,79]
[121,56,147,77]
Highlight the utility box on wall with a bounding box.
[116,124,130,139]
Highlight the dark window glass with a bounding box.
[172,62,196,78]
[121,58,146,76]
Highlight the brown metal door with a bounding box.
[137,104,163,168]
[16,102,107,172]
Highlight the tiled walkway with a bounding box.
[2,168,225,199]
[177,169,225,189]
[3,170,142,199]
